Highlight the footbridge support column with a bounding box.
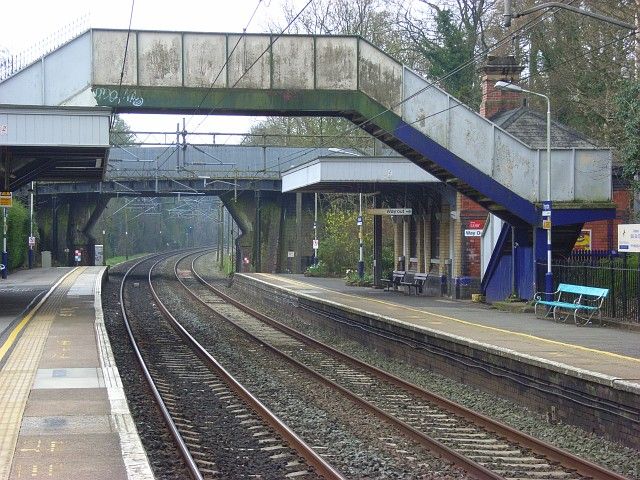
[62,194,108,266]
[222,191,287,274]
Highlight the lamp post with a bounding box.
[358,192,364,279]
[313,192,318,266]
[495,81,553,296]
[28,182,34,269]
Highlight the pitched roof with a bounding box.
[490,107,599,149]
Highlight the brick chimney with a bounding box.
[479,55,525,118]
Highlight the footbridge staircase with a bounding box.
[0,29,614,299]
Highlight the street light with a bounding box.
[28,182,34,269]
[495,81,553,297]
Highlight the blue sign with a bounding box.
[541,201,552,217]
[357,216,363,226]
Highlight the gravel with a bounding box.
[191,254,640,480]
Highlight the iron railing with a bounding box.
[548,250,640,323]
[0,15,89,82]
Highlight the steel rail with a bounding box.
[189,254,630,480]
[120,253,204,480]
[151,251,346,480]
[182,255,502,480]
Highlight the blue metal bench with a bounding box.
[534,283,609,326]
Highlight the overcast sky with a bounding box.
[1,0,306,142]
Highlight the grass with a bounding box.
[105,253,149,267]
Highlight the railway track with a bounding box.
[178,251,629,480]
[120,252,344,480]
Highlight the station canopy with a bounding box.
[0,105,111,191]
[281,155,439,193]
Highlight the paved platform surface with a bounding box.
[0,267,153,480]
[0,268,71,339]
[245,274,640,388]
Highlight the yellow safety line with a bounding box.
[254,273,640,364]
[0,268,77,364]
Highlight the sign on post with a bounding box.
[28,236,36,246]
[312,239,319,250]
[287,251,295,258]
[541,201,552,217]
[94,244,104,266]
[0,192,12,208]
[618,224,640,253]
[464,220,484,237]
[366,208,412,216]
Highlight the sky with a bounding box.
[1,0,305,143]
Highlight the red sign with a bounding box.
[468,220,484,229]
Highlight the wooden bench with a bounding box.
[534,283,609,326]
[401,272,428,295]
[381,270,405,291]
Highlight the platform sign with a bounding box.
[574,230,591,250]
[367,208,412,216]
[0,192,12,208]
[618,224,640,253]
[94,244,104,266]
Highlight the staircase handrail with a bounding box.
[0,14,89,82]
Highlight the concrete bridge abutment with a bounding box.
[221,191,315,274]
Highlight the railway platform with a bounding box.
[0,267,153,480]
[233,273,640,449]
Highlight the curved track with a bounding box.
[181,252,629,480]
[120,251,344,480]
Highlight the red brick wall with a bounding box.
[459,196,488,278]
[579,189,633,251]
[480,79,522,118]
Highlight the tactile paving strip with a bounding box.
[0,268,83,480]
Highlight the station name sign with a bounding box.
[0,192,12,208]
[618,224,640,253]
[366,208,412,216]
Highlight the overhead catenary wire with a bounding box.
[262,0,634,174]
[110,0,136,132]
[256,0,586,170]
[144,0,313,175]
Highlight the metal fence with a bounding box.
[0,15,88,82]
[549,250,640,323]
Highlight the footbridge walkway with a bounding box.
[0,28,615,297]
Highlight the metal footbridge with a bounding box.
[0,28,615,298]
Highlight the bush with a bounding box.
[1,199,31,270]
[305,260,330,277]
[344,269,373,287]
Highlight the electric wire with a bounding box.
[269,0,583,168]
[140,0,313,179]
[110,0,136,132]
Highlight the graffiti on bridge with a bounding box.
[93,87,144,107]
